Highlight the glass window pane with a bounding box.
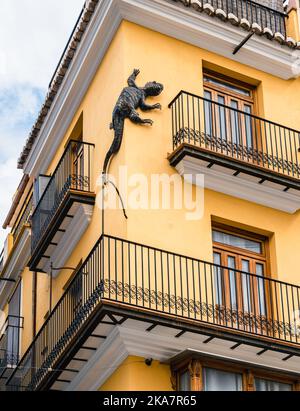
[228,256,237,309]
[242,259,252,313]
[217,95,227,141]
[203,368,243,391]
[7,282,21,364]
[213,252,223,306]
[230,100,240,145]
[212,230,262,254]
[204,76,251,96]
[256,263,264,277]
[244,105,252,114]
[180,371,190,391]
[244,105,253,148]
[255,378,292,391]
[204,90,213,136]
[256,263,266,316]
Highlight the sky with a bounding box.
[0,0,84,248]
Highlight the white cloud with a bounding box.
[0,157,22,210]
[0,0,84,88]
[0,0,85,248]
[0,86,43,134]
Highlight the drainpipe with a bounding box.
[32,271,37,338]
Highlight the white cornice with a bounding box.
[66,327,128,391]
[177,157,300,213]
[120,0,297,79]
[24,0,121,177]
[42,204,94,275]
[67,324,300,391]
[23,0,299,179]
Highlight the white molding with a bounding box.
[67,324,300,391]
[42,204,94,275]
[67,327,128,391]
[120,0,297,79]
[0,228,31,310]
[176,157,300,213]
[24,0,121,177]
[23,0,299,178]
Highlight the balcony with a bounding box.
[173,0,287,38]
[6,236,300,391]
[11,193,33,244]
[0,249,3,273]
[0,196,33,294]
[29,140,95,272]
[168,91,300,212]
[0,315,24,390]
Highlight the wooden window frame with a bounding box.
[212,223,274,331]
[203,70,256,106]
[173,357,300,391]
[212,223,270,272]
[203,70,260,151]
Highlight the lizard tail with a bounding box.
[103,115,125,176]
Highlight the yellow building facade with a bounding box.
[1,0,300,391]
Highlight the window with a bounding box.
[71,140,85,191]
[65,112,85,191]
[212,225,268,320]
[204,75,251,97]
[255,378,292,392]
[212,230,262,254]
[63,261,84,316]
[203,368,243,391]
[7,282,22,365]
[179,371,190,391]
[203,71,256,149]
[33,175,51,207]
[174,358,299,391]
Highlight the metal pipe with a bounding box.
[233,31,255,55]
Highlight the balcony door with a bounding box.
[212,227,269,328]
[7,282,22,365]
[203,72,256,151]
[71,137,85,191]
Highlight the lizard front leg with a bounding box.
[140,102,162,112]
[127,69,140,88]
[129,110,153,126]
[140,97,162,112]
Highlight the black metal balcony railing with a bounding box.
[7,235,300,391]
[0,316,24,372]
[31,140,94,252]
[182,0,287,37]
[11,193,33,243]
[0,249,3,273]
[169,91,300,179]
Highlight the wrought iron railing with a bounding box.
[0,316,24,373]
[0,249,3,273]
[11,193,33,243]
[169,91,300,179]
[178,0,287,37]
[7,235,300,391]
[31,140,94,252]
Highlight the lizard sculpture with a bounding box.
[103,69,164,176]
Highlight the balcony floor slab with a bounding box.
[173,152,300,213]
[25,302,300,392]
[29,191,95,272]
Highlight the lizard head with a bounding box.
[144,81,164,97]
